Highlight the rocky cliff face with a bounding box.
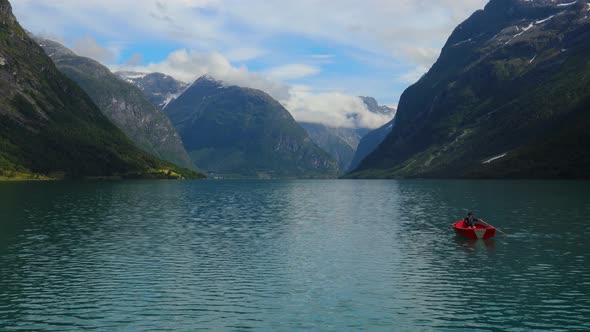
[349,0,590,178]
[359,96,395,116]
[347,119,395,173]
[299,123,368,172]
[116,71,188,109]
[165,76,339,178]
[35,38,195,170]
[0,0,200,179]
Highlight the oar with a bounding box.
[479,219,508,237]
[434,225,453,236]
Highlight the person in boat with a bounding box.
[464,212,480,228]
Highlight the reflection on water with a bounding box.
[454,236,497,253]
[0,180,589,331]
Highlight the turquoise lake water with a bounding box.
[0,180,589,331]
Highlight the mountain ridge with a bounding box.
[35,38,196,170]
[165,75,339,178]
[347,118,395,173]
[0,0,202,180]
[348,0,590,178]
[116,71,189,109]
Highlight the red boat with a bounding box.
[452,220,496,239]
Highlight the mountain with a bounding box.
[359,96,396,116]
[116,71,188,109]
[299,97,393,172]
[349,0,590,179]
[0,0,201,180]
[164,76,339,178]
[347,119,395,173]
[299,123,369,172]
[345,97,397,172]
[34,38,195,170]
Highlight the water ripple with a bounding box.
[0,180,589,331]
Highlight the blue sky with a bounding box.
[11,0,487,128]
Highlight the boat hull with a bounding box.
[452,221,496,239]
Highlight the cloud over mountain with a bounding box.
[114,49,392,129]
[13,0,487,128]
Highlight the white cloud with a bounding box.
[225,47,267,62]
[125,53,144,66]
[12,0,487,69]
[397,46,441,67]
[174,0,221,8]
[214,0,487,66]
[310,54,334,59]
[266,64,321,81]
[113,49,292,101]
[12,0,487,125]
[399,65,431,84]
[115,49,392,129]
[285,87,394,129]
[71,36,118,63]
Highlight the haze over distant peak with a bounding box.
[121,70,395,130]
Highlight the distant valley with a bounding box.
[120,70,394,177]
[299,97,395,172]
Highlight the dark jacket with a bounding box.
[464,216,479,227]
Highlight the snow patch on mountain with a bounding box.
[529,54,537,64]
[536,13,560,24]
[482,153,507,164]
[162,93,181,109]
[556,1,577,7]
